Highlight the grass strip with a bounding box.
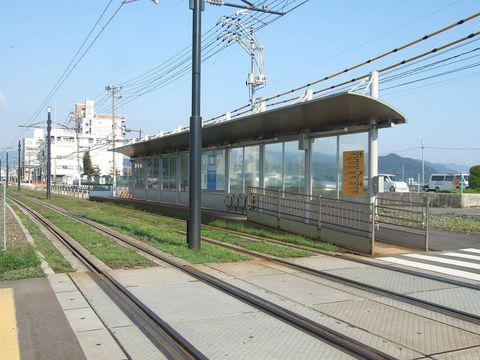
[209,220,340,252]
[202,228,314,258]
[18,197,154,269]
[39,194,312,258]
[0,242,44,281]
[10,203,74,273]
[13,191,248,264]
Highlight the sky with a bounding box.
[0,0,479,167]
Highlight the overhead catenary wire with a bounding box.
[94,0,309,113]
[14,1,125,148]
[208,11,480,120]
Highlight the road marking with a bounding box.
[0,288,20,360]
[405,253,480,270]
[460,248,480,254]
[443,252,480,261]
[381,257,480,281]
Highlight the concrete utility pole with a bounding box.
[106,85,121,196]
[3,157,6,252]
[17,139,21,191]
[368,71,379,203]
[6,152,9,188]
[46,107,52,199]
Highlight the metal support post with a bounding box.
[17,139,21,191]
[46,107,52,199]
[187,0,203,251]
[368,71,379,204]
[421,140,425,187]
[3,172,6,251]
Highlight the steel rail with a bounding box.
[55,199,480,326]
[17,196,396,360]
[8,196,207,360]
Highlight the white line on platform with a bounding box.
[460,248,480,254]
[404,254,480,270]
[443,252,480,261]
[381,257,480,281]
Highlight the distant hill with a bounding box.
[379,153,469,182]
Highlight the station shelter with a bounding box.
[114,92,406,213]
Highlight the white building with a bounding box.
[25,100,125,185]
[22,128,44,183]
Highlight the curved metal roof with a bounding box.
[115,92,406,158]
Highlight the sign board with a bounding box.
[342,150,365,196]
[207,152,217,190]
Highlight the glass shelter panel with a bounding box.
[284,141,305,194]
[264,143,283,190]
[134,159,145,189]
[339,132,369,199]
[228,147,243,193]
[161,157,169,190]
[201,150,225,191]
[244,145,259,191]
[312,136,338,197]
[169,156,177,190]
[180,154,188,192]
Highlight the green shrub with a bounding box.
[470,165,480,190]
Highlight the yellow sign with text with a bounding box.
[343,150,365,196]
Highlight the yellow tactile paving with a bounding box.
[0,288,20,360]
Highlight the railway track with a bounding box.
[26,195,480,327]
[11,194,397,360]
[122,202,480,292]
[10,197,207,360]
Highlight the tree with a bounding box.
[82,151,96,184]
[469,165,480,190]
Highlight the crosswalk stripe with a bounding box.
[404,253,480,270]
[460,248,480,254]
[443,252,480,261]
[381,257,480,281]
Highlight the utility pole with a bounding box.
[421,140,425,187]
[105,85,121,196]
[17,139,21,191]
[46,107,52,199]
[6,152,9,188]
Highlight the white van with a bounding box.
[379,174,409,192]
[428,174,469,192]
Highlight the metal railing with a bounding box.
[375,197,428,231]
[248,187,373,234]
[51,185,91,199]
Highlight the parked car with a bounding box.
[379,174,409,192]
[428,173,469,192]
